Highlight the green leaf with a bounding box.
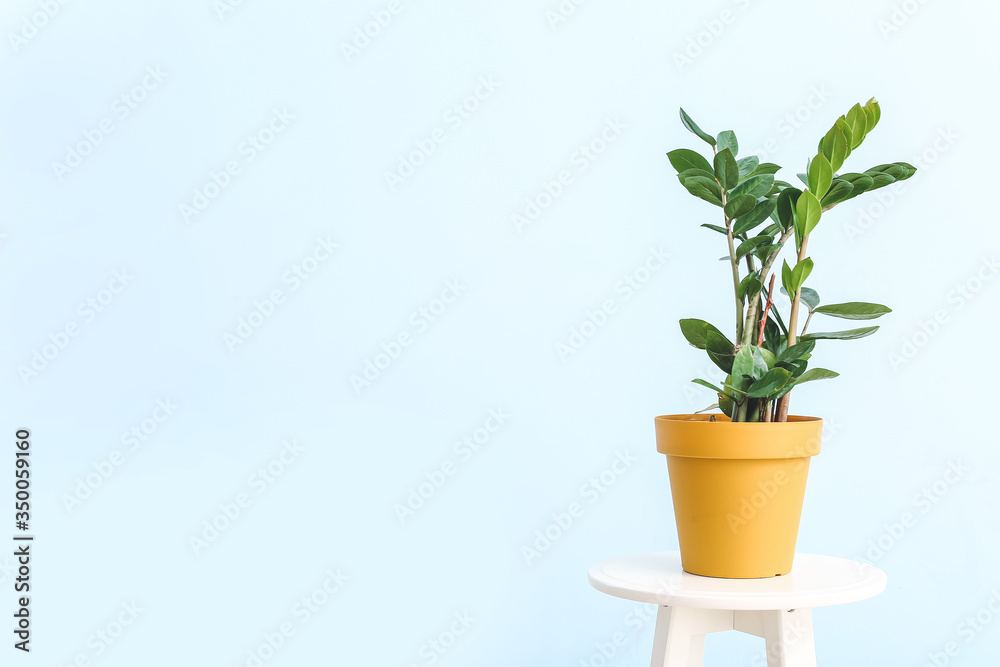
[865,162,917,188]
[751,346,768,379]
[774,187,800,231]
[791,257,814,294]
[781,259,794,300]
[777,339,816,363]
[700,223,728,235]
[866,97,881,129]
[807,152,833,199]
[737,156,759,180]
[667,148,713,175]
[691,378,726,395]
[679,108,716,147]
[738,273,763,301]
[716,130,738,157]
[745,162,782,180]
[814,302,891,320]
[794,368,840,384]
[747,367,793,398]
[724,194,756,220]
[777,359,808,379]
[795,190,822,239]
[732,345,755,386]
[835,117,854,158]
[781,286,820,310]
[759,347,776,369]
[840,173,874,198]
[800,326,880,341]
[731,174,774,199]
[846,103,868,149]
[763,316,782,351]
[735,236,772,261]
[752,244,783,262]
[719,391,734,418]
[821,124,850,173]
[705,330,735,374]
[821,179,854,208]
[733,198,777,235]
[713,148,739,190]
[678,173,723,206]
[679,318,727,349]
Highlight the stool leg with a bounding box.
[650,606,731,667]
[761,608,816,667]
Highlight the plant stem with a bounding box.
[776,236,810,422]
[757,274,776,346]
[800,310,815,337]
[716,166,743,344]
[741,227,794,347]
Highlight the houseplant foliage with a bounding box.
[667,99,914,422]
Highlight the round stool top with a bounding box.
[588,552,886,610]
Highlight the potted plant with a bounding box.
[659,98,914,578]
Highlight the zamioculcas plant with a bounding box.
[668,98,915,422]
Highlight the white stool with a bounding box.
[588,552,886,667]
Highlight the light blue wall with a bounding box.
[2,0,997,665]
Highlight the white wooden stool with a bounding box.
[588,552,886,667]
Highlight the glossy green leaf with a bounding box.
[714,148,739,190]
[735,236,772,261]
[738,274,763,301]
[679,318,728,349]
[866,97,881,128]
[791,257,813,294]
[678,173,723,206]
[691,378,726,395]
[821,179,854,207]
[745,162,782,180]
[795,190,822,239]
[777,339,816,363]
[719,391,734,418]
[731,346,755,388]
[794,368,840,384]
[667,148,713,175]
[747,367,793,398]
[867,172,896,189]
[838,173,875,202]
[679,108,716,147]
[733,198,777,235]
[808,152,833,199]
[777,358,808,379]
[724,194,756,220]
[716,130,738,157]
[800,326,880,341]
[846,103,868,149]
[781,259,794,301]
[705,330,735,374]
[835,117,854,158]
[814,302,891,320]
[737,156,759,179]
[780,286,820,310]
[751,346,768,379]
[752,244,783,262]
[774,187,800,231]
[820,124,850,173]
[700,223,728,235]
[731,174,774,199]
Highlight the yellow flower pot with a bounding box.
[655,414,822,578]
